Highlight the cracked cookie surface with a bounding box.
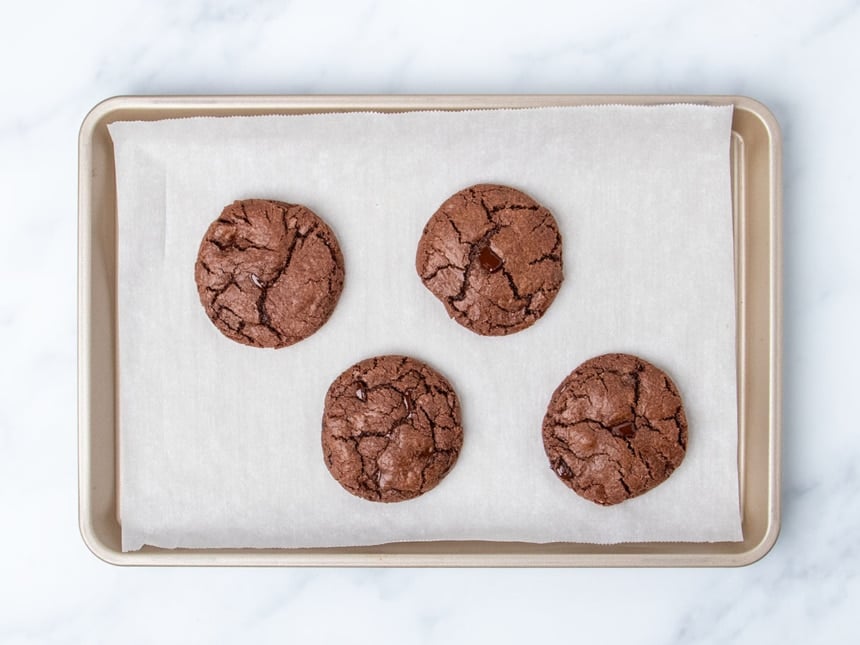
[322,355,464,503]
[194,199,344,349]
[416,184,564,336]
[542,353,688,506]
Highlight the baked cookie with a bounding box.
[322,355,464,503]
[416,184,564,336]
[542,353,687,506]
[194,199,344,349]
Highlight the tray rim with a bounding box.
[78,94,782,567]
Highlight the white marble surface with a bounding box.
[0,0,857,642]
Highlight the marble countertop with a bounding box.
[2,0,857,642]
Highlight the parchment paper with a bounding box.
[110,105,741,551]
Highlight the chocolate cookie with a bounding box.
[194,199,345,349]
[416,184,564,336]
[321,355,464,502]
[542,353,688,506]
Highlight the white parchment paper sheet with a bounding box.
[110,105,741,551]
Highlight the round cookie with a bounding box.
[194,199,344,349]
[542,353,688,506]
[321,355,464,503]
[416,184,564,336]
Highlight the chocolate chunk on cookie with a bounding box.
[322,355,464,503]
[416,184,564,336]
[542,353,688,506]
[194,199,344,349]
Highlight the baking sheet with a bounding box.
[77,94,781,566]
[109,105,741,551]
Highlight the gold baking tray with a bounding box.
[78,95,781,566]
